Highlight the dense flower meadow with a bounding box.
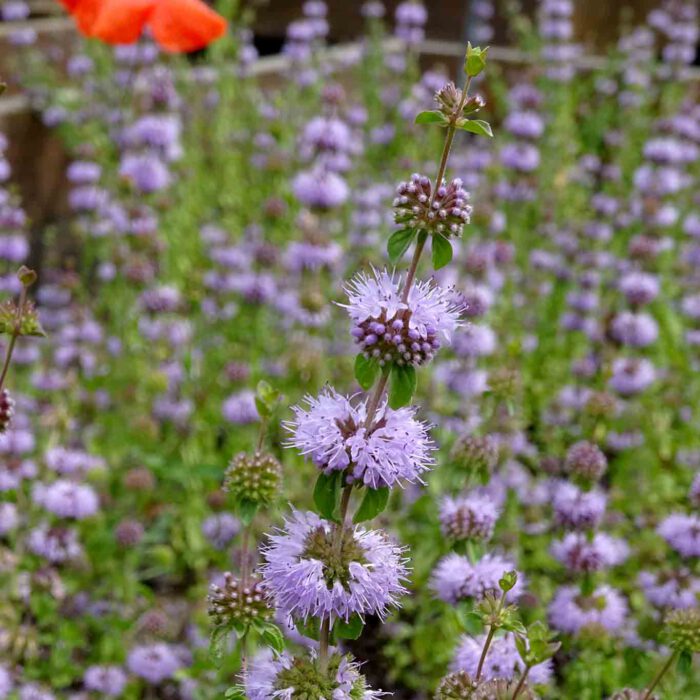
[0,0,700,698]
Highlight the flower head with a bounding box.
[393,173,471,238]
[127,643,183,685]
[451,632,553,685]
[658,513,700,558]
[245,649,384,700]
[548,584,628,635]
[286,387,434,489]
[439,493,500,542]
[342,268,462,368]
[431,552,524,604]
[261,509,407,623]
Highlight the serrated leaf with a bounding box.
[313,471,341,522]
[355,354,379,391]
[415,110,448,126]
[238,498,258,526]
[457,119,493,138]
[389,364,416,409]
[387,227,417,264]
[431,234,453,270]
[353,486,390,523]
[334,613,364,640]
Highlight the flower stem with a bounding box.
[476,589,506,682]
[365,371,390,428]
[400,76,472,305]
[475,625,496,682]
[320,483,354,672]
[0,285,27,394]
[643,650,677,700]
[511,665,531,699]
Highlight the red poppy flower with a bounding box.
[59,0,227,53]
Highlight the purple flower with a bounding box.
[549,584,628,635]
[245,649,383,700]
[619,271,659,306]
[658,513,700,558]
[0,665,12,699]
[342,268,462,368]
[119,153,171,193]
[202,513,240,550]
[18,684,55,700]
[551,532,629,573]
[431,552,523,604]
[293,167,349,209]
[609,311,658,347]
[261,509,407,623]
[639,569,700,610]
[38,479,99,519]
[127,643,183,684]
[83,666,127,696]
[439,493,500,542]
[551,482,606,530]
[608,358,656,396]
[0,502,18,535]
[222,390,259,425]
[451,632,553,685]
[27,524,82,563]
[285,387,434,489]
[66,161,102,185]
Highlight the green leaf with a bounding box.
[678,649,693,675]
[389,364,416,409]
[238,498,259,527]
[313,471,341,521]
[355,354,379,391]
[334,613,364,640]
[209,625,231,664]
[457,607,483,635]
[387,227,417,264]
[258,623,285,653]
[225,687,246,700]
[414,110,448,126]
[255,380,281,418]
[431,234,453,270]
[515,634,528,662]
[456,119,493,138]
[353,486,390,523]
[295,617,320,641]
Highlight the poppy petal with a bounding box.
[149,0,227,53]
[62,0,104,35]
[89,0,155,45]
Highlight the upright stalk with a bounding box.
[0,284,27,393]
[400,75,472,303]
[642,651,677,700]
[510,666,531,699]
